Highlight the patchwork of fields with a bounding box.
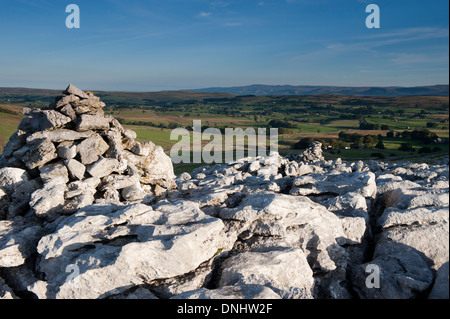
[0,90,448,174]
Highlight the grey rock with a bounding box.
[1,130,27,158]
[1,84,448,301]
[76,114,111,132]
[77,134,109,165]
[20,107,32,115]
[339,216,367,245]
[290,171,377,199]
[299,141,324,163]
[0,219,44,267]
[110,118,136,139]
[219,192,360,272]
[57,141,77,160]
[248,160,261,173]
[297,163,314,176]
[391,167,415,180]
[122,137,137,151]
[36,201,231,299]
[352,251,434,299]
[103,129,124,160]
[0,277,17,299]
[110,287,159,299]
[71,99,105,115]
[17,111,44,133]
[55,94,80,108]
[284,161,298,177]
[27,281,48,299]
[195,173,207,180]
[381,186,448,210]
[58,103,77,121]
[0,260,43,298]
[429,262,449,299]
[39,162,69,184]
[22,138,58,170]
[11,144,30,160]
[40,110,72,130]
[101,188,121,203]
[86,157,119,178]
[0,189,8,219]
[63,192,95,214]
[100,174,140,191]
[65,177,100,199]
[29,177,67,219]
[322,192,369,215]
[178,172,192,181]
[17,109,72,132]
[219,249,314,298]
[378,206,449,229]
[353,160,365,173]
[0,167,29,193]
[130,143,151,156]
[64,158,86,181]
[172,285,281,299]
[121,184,147,202]
[63,84,89,99]
[27,129,94,143]
[256,153,282,180]
[375,221,449,271]
[8,178,41,218]
[124,145,176,189]
[123,128,137,140]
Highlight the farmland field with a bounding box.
[0,89,448,171]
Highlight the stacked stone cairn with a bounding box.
[0,84,175,221]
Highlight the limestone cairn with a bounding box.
[286,141,324,163]
[0,84,175,220]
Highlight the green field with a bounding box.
[0,111,23,153]
[130,126,174,150]
[0,91,448,169]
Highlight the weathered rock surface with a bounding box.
[76,134,110,165]
[22,138,58,170]
[218,249,314,298]
[0,168,29,193]
[35,201,231,299]
[29,177,67,220]
[172,284,281,299]
[76,114,111,132]
[429,262,449,299]
[167,150,448,300]
[0,217,43,268]
[65,159,86,181]
[0,85,448,299]
[352,250,434,299]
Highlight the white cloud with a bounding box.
[198,11,212,18]
[326,43,344,50]
[390,53,449,65]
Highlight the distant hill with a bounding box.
[0,87,235,103]
[190,84,449,97]
[1,85,448,104]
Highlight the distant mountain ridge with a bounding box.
[1,84,448,99]
[190,84,449,97]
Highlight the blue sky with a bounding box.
[0,0,448,91]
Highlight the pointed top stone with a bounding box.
[63,84,89,99]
